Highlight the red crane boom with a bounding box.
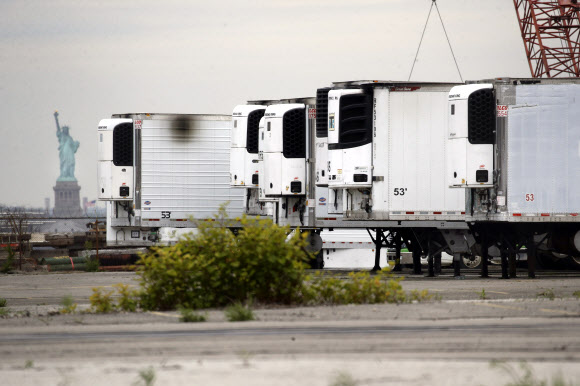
[514,0,580,77]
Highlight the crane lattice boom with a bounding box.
[514,0,580,77]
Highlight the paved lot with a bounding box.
[0,271,579,385]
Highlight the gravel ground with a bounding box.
[0,271,579,385]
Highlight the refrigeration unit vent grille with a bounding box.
[283,108,306,159]
[331,92,372,150]
[246,109,265,154]
[113,123,133,166]
[468,88,496,144]
[316,88,331,138]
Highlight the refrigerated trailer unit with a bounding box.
[233,82,478,273]
[230,104,273,217]
[234,97,318,228]
[448,78,580,270]
[98,113,245,245]
[311,81,476,273]
[316,81,466,223]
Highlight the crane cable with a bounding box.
[408,0,464,82]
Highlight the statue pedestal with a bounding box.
[53,181,83,217]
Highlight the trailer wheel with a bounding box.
[460,254,482,269]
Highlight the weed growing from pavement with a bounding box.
[89,287,116,313]
[113,283,139,312]
[59,295,77,314]
[329,371,358,386]
[490,360,577,386]
[89,284,141,313]
[236,350,254,367]
[24,360,33,369]
[480,289,487,300]
[537,289,556,300]
[574,291,580,299]
[135,366,156,386]
[410,289,436,302]
[178,308,207,323]
[0,297,6,307]
[225,302,256,322]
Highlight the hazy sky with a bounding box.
[0,0,529,208]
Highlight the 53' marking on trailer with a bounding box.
[393,188,408,196]
[525,193,534,202]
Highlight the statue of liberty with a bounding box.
[54,111,80,182]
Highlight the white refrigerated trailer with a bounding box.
[98,113,245,245]
[313,81,475,273]
[448,78,580,272]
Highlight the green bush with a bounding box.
[303,270,410,305]
[1,246,15,274]
[137,207,312,310]
[179,308,207,323]
[84,256,100,272]
[89,287,116,313]
[135,208,435,311]
[89,284,140,313]
[224,302,255,322]
[113,283,139,312]
[0,298,6,307]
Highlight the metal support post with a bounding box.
[434,252,442,275]
[501,249,509,279]
[393,233,402,272]
[453,253,461,277]
[412,245,422,275]
[509,251,517,278]
[480,232,489,278]
[95,219,100,264]
[527,235,536,279]
[427,233,435,277]
[372,228,382,272]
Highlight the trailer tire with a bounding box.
[308,252,324,269]
[460,254,482,269]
